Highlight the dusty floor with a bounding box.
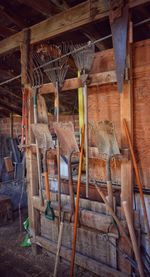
[0,211,97,277]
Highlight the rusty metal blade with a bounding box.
[96,120,120,157]
[110,4,129,93]
[31,123,54,150]
[53,122,79,155]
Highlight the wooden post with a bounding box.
[20,29,41,254]
[120,21,133,212]
[119,20,133,275]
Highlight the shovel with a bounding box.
[31,123,55,220]
[53,122,79,218]
[96,120,120,210]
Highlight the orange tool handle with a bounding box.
[70,125,85,277]
[123,119,150,243]
[44,171,50,202]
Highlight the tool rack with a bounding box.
[20,23,150,276]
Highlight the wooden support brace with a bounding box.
[20,29,41,255]
[120,21,133,213]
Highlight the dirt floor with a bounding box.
[0,211,97,277]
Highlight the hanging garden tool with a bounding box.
[38,43,69,223]
[31,123,55,220]
[21,87,28,147]
[94,120,120,210]
[53,122,79,219]
[108,0,129,93]
[123,119,150,244]
[30,51,44,206]
[70,125,85,277]
[70,41,95,198]
[123,201,144,277]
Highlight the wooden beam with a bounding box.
[120,22,133,213]
[0,0,148,56]
[0,68,16,79]
[0,26,16,37]
[0,98,21,114]
[0,107,10,117]
[17,0,53,17]
[0,87,22,101]
[21,29,41,254]
[0,5,25,29]
[40,71,117,94]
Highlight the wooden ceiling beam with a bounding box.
[0,0,149,56]
[0,99,21,115]
[0,68,16,79]
[0,87,22,102]
[0,107,11,117]
[0,26,16,38]
[17,0,54,17]
[0,5,25,29]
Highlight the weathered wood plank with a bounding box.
[39,71,117,94]
[35,235,129,277]
[0,0,149,56]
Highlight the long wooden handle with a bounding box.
[53,221,64,277]
[68,153,75,215]
[123,119,150,243]
[83,83,89,198]
[44,171,50,202]
[122,201,144,277]
[70,125,85,277]
[95,184,131,248]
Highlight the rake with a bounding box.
[38,43,69,224]
[70,41,95,198]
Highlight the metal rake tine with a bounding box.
[32,56,39,87]
[33,52,43,87]
[33,52,44,85]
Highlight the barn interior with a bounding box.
[0,1,150,276]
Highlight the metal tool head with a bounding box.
[109,2,129,93]
[45,201,55,221]
[31,123,54,150]
[95,120,120,157]
[31,51,44,88]
[70,41,95,77]
[53,122,79,155]
[38,42,69,89]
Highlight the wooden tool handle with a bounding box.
[107,180,114,210]
[123,119,150,243]
[95,184,131,248]
[53,221,64,277]
[68,153,75,216]
[122,201,144,277]
[70,125,85,277]
[44,171,50,202]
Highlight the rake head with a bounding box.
[37,42,69,89]
[32,52,43,88]
[70,41,95,75]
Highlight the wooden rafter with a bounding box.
[0,68,16,80]
[17,0,53,17]
[0,98,21,114]
[0,26,16,38]
[0,86,22,102]
[0,107,10,117]
[0,4,25,28]
[0,0,149,56]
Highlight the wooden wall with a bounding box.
[88,39,150,189]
